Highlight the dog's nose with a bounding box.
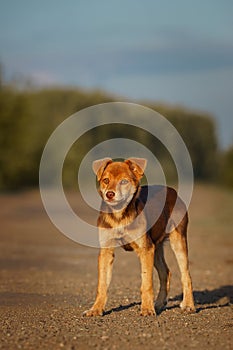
[106,191,115,199]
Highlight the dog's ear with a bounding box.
[125,158,147,179]
[92,158,112,181]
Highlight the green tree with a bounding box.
[0,83,222,190]
[221,146,233,188]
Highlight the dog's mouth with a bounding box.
[102,193,134,209]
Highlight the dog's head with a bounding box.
[92,158,147,208]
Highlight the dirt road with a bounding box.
[0,185,232,349]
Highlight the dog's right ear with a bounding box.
[92,158,112,181]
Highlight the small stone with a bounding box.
[101,335,109,341]
[218,297,230,306]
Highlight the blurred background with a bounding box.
[0,3,233,348]
[0,0,232,190]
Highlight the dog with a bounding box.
[83,158,195,316]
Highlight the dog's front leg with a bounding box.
[136,239,155,316]
[83,247,114,316]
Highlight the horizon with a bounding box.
[0,0,232,148]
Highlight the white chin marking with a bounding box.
[106,200,122,206]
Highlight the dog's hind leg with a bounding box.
[154,242,171,312]
[169,228,195,312]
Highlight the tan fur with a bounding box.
[83,158,195,316]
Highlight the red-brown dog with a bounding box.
[83,158,195,316]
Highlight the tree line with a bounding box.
[0,81,232,190]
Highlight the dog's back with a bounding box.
[139,185,188,244]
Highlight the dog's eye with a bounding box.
[103,178,109,184]
[120,179,129,185]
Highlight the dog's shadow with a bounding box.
[164,284,233,314]
[105,285,233,315]
[104,302,141,315]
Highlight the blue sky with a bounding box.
[0,0,233,147]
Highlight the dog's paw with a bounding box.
[155,300,167,313]
[140,308,156,316]
[180,302,196,313]
[83,308,104,317]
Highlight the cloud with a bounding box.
[28,71,60,86]
[69,32,233,87]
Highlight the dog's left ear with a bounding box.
[125,158,147,179]
[92,158,112,181]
